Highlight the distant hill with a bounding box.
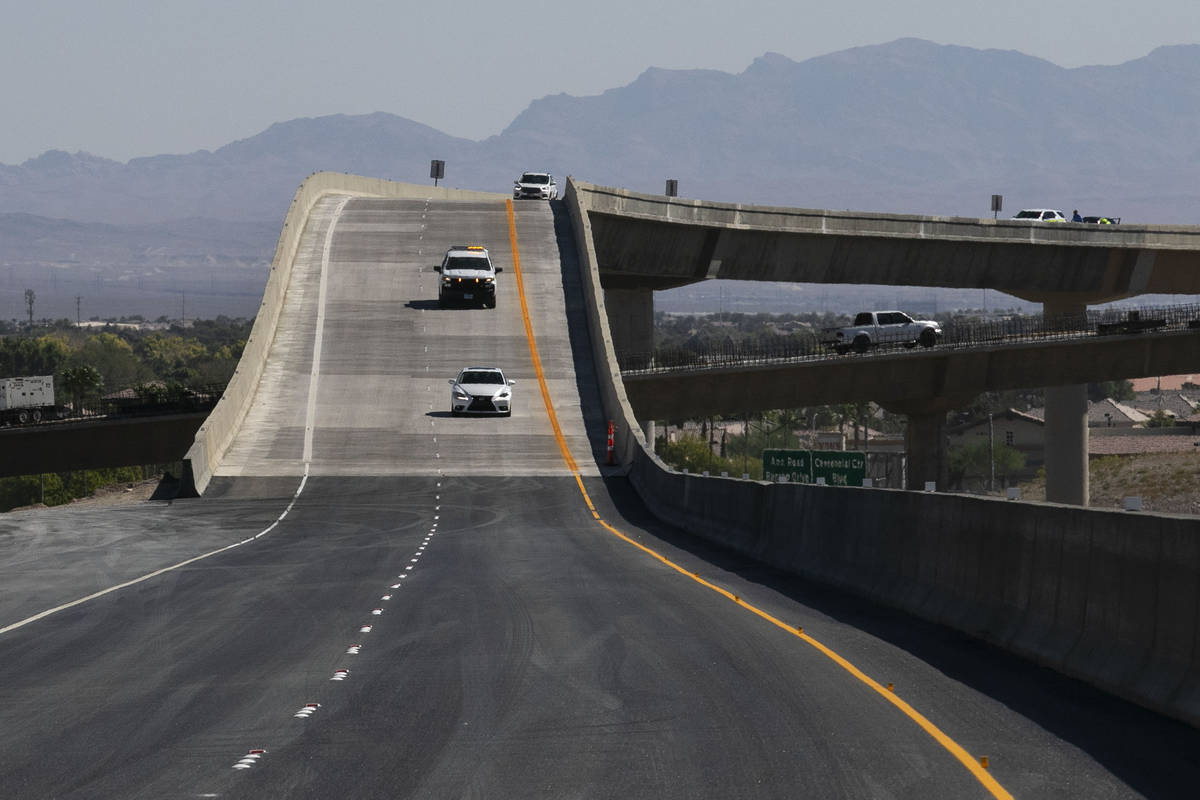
[4,38,1200,319]
[3,38,1200,227]
[0,213,274,267]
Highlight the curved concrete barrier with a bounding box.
[182,173,503,495]
[565,176,1200,729]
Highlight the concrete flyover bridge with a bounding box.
[619,312,1200,491]
[4,173,1200,798]
[572,179,1200,506]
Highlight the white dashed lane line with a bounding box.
[294,703,320,719]
[231,198,450,783]
[232,749,266,770]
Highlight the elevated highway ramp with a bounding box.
[1,181,1198,798]
[212,194,600,482]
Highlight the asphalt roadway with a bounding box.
[1,196,1198,799]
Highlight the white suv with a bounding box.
[513,172,557,200]
[437,245,498,308]
[1012,209,1066,222]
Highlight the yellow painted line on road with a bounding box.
[505,200,1012,800]
[506,198,578,475]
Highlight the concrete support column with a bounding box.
[1044,384,1089,505]
[883,394,972,491]
[641,419,656,453]
[1043,299,1090,506]
[604,288,654,368]
[903,411,948,490]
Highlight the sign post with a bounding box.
[430,159,445,187]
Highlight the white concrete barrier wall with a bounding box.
[183,172,504,495]
[565,177,1200,729]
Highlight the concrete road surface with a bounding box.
[1,197,1197,799]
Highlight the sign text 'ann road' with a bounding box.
[762,449,867,487]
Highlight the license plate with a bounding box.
[463,293,474,299]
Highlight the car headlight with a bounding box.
[452,387,469,400]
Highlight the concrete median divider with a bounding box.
[565,175,1200,729]
[182,172,504,496]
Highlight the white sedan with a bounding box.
[448,367,515,416]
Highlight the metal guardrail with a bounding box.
[619,303,1200,375]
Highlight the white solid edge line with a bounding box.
[303,195,350,463]
[5,195,356,637]
[0,459,313,638]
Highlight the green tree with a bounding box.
[0,473,68,510]
[0,334,71,377]
[76,332,148,390]
[657,434,740,475]
[771,409,805,449]
[137,334,208,382]
[1145,409,1175,428]
[59,364,103,412]
[948,439,1027,490]
[1088,380,1135,403]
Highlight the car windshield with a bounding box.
[444,256,490,271]
[520,174,549,184]
[1013,210,1041,219]
[460,371,503,384]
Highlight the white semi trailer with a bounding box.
[0,375,56,424]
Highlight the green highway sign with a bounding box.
[762,448,866,487]
[811,450,866,486]
[762,449,811,483]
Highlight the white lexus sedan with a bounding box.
[448,367,515,416]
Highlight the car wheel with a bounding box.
[919,328,938,348]
[31,409,42,422]
[852,334,871,354]
[17,410,29,424]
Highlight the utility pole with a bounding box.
[75,296,82,324]
[24,288,35,328]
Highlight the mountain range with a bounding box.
[3,37,1200,317]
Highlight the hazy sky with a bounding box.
[1,0,1197,165]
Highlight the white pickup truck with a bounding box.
[824,311,942,355]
